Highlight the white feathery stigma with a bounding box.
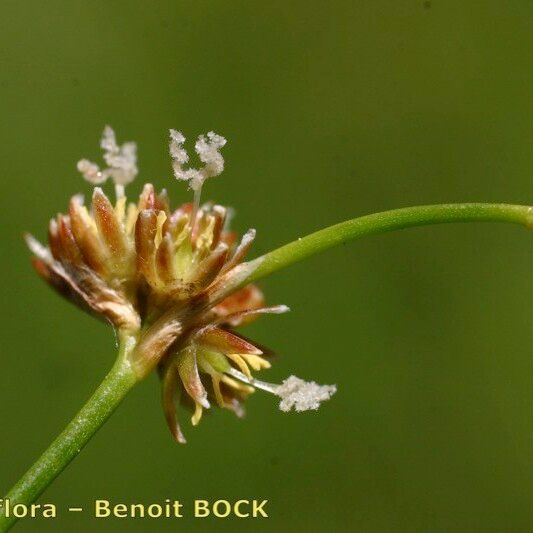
[169,129,227,193]
[77,125,138,198]
[277,376,337,412]
[225,368,337,413]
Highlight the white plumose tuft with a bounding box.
[77,159,106,185]
[77,126,138,194]
[169,129,227,192]
[277,376,337,412]
[100,126,138,186]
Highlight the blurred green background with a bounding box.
[2,1,533,531]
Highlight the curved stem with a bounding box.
[2,202,533,531]
[0,335,138,531]
[243,203,533,286]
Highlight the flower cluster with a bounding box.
[25,127,336,443]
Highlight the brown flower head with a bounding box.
[25,127,336,443]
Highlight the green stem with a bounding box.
[2,202,533,531]
[0,335,138,532]
[244,203,533,285]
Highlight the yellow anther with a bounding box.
[226,354,252,379]
[191,402,203,426]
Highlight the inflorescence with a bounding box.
[25,126,336,443]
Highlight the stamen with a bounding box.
[191,402,203,426]
[211,374,225,407]
[226,353,252,378]
[240,353,271,371]
[225,368,337,412]
[221,375,254,395]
